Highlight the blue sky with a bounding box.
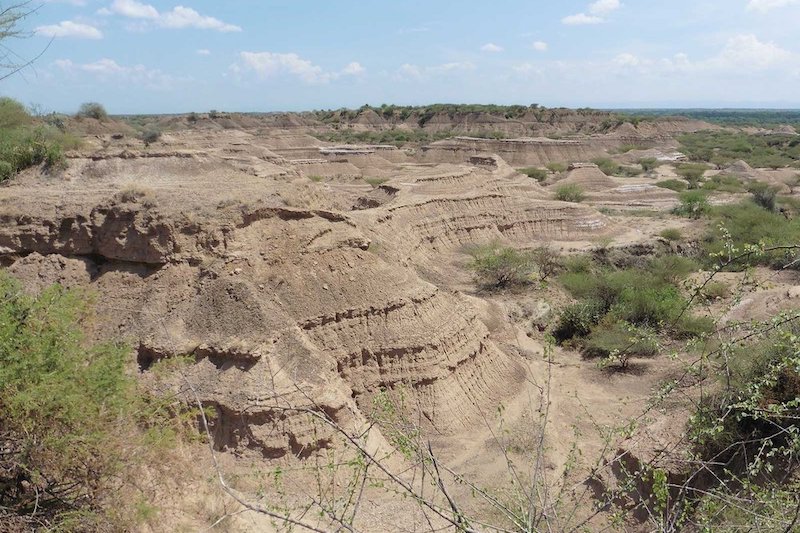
[3,0,800,113]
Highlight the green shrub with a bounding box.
[467,243,536,290]
[703,201,800,269]
[562,254,594,274]
[689,329,800,473]
[0,274,180,529]
[553,300,604,343]
[638,157,659,172]
[546,162,567,173]
[557,255,708,346]
[611,285,684,327]
[592,157,620,176]
[363,176,389,188]
[616,144,646,154]
[702,174,745,193]
[659,228,683,241]
[685,325,800,530]
[76,102,108,121]
[701,281,730,301]
[747,181,778,211]
[308,174,324,182]
[582,321,658,361]
[678,130,800,168]
[0,160,14,181]
[139,129,161,147]
[674,190,710,219]
[675,163,709,188]
[0,97,31,129]
[672,314,714,339]
[618,165,644,177]
[518,167,548,181]
[648,255,699,283]
[656,179,688,192]
[555,184,585,202]
[0,127,70,180]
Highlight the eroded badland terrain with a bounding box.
[2,106,800,532]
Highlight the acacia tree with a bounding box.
[0,2,46,82]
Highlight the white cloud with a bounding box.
[513,63,543,76]
[481,43,504,53]
[562,13,605,25]
[394,61,475,81]
[160,6,241,32]
[341,62,365,75]
[196,49,211,56]
[713,34,792,69]
[747,0,799,12]
[563,0,622,25]
[35,21,103,39]
[239,52,324,83]
[603,34,791,76]
[589,0,622,15]
[107,1,241,32]
[397,63,422,80]
[54,57,180,89]
[429,62,476,73]
[532,41,548,51]
[613,52,641,67]
[236,52,363,84]
[110,0,158,19]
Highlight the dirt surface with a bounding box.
[2,115,794,531]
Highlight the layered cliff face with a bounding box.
[420,136,608,166]
[3,133,591,460]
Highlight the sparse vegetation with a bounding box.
[546,162,567,173]
[674,190,710,218]
[363,176,388,188]
[466,243,561,290]
[659,227,683,241]
[674,162,708,188]
[0,98,77,181]
[678,130,799,168]
[590,157,642,177]
[315,128,453,146]
[638,157,659,172]
[518,167,548,181]
[554,183,585,202]
[467,243,537,290]
[139,129,162,147]
[700,280,729,300]
[655,179,688,192]
[687,326,800,530]
[702,200,800,269]
[615,143,648,154]
[308,174,324,182]
[702,173,745,193]
[0,274,184,529]
[554,254,710,364]
[747,181,779,211]
[76,102,109,121]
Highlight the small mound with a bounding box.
[726,160,756,177]
[555,164,617,192]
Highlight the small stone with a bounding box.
[233,268,242,275]
[322,284,329,291]
[258,284,265,289]
[349,276,355,282]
